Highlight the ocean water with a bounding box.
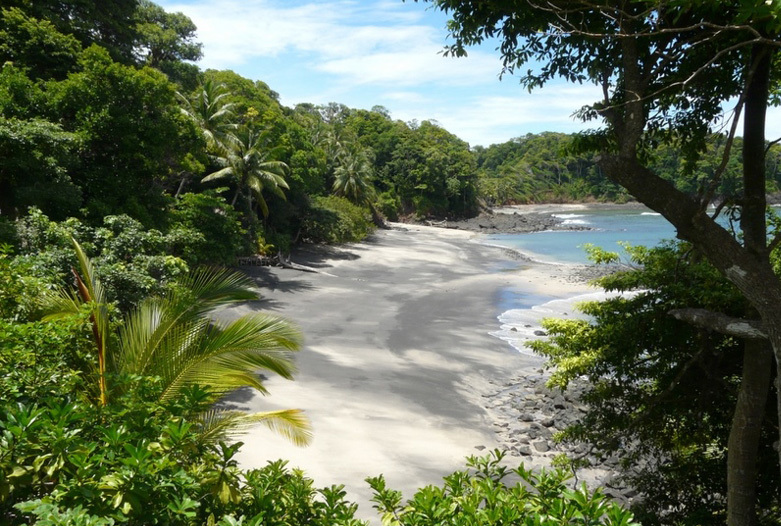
[485,207,678,264]
[487,206,673,355]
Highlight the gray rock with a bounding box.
[532,440,550,453]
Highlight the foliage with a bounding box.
[0,116,80,220]
[475,133,628,205]
[301,196,374,244]
[168,191,247,265]
[42,239,311,445]
[13,210,190,311]
[368,450,639,526]
[0,316,92,404]
[0,7,82,81]
[0,244,49,321]
[202,127,290,219]
[530,243,780,525]
[48,45,199,225]
[133,0,202,89]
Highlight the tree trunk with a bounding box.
[598,40,780,525]
[727,340,772,526]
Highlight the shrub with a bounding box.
[300,195,373,244]
[168,191,246,265]
[368,450,639,526]
[376,191,400,222]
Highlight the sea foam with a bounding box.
[490,290,630,356]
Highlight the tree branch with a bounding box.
[669,308,767,339]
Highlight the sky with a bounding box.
[155,0,781,148]
[155,0,604,147]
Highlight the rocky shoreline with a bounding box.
[414,209,574,233]
[482,372,640,506]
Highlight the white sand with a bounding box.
[216,223,596,522]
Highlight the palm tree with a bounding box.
[202,127,290,219]
[43,237,311,445]
[332,145,375,206]
[178,78,237,153]
[332,143,386,228]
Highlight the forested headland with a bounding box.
[3,1,781,525]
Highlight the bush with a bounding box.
[12,210,191,311]
[300,196,373,244]
[376,191,400,222]
[168,191,246,265]
[368,450,639,526]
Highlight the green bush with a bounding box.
[0,244,48,321]
[12,210,190,311]
[301,196,373,244]
[376,191,400,222]
[168,191,246,265]
[368,450,638,526]
[0,315,92,404]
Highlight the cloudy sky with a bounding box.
[155,0,604,147]
[156,0,781,148]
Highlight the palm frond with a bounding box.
[197,408,312,447]
[158,313,302,402]
[177,267,258,311]
[202,166,234,183]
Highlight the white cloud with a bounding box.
[157,0,604,145]
[388,84,605,147]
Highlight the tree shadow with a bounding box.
[289,243,361,267]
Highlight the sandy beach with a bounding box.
[215,221,599,521]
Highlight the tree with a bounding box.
[179,78,237,154]
[415,2,781,524]
[531,243,779,525]
[43,237,310,445]
[4,0,140,64]
[0,7,82,81]
[49,45,200,225]
[203,127,290,219]
[133,0,202,88]
[332,144,375,206]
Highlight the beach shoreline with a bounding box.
[218,216,614,521]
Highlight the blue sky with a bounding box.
[156,0,603,147]
[156,0,781,148]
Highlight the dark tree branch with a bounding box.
[669,308,767,339]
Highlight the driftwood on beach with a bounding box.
[236,253,325,274]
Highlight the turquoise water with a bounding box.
[485,208,678,264]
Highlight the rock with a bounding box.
[474,445,486,451]
[532,440,550,453]
[533,330,547,336]
[518,445,533,456]
[520,413,535,422]
[541,418,555,428]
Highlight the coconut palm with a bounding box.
[332,145,375,206]
[178,78,237,153]
[202,127,290,219]
[43,237,311,445]
[332,143,386,228]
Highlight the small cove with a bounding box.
[487,206,676,355]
